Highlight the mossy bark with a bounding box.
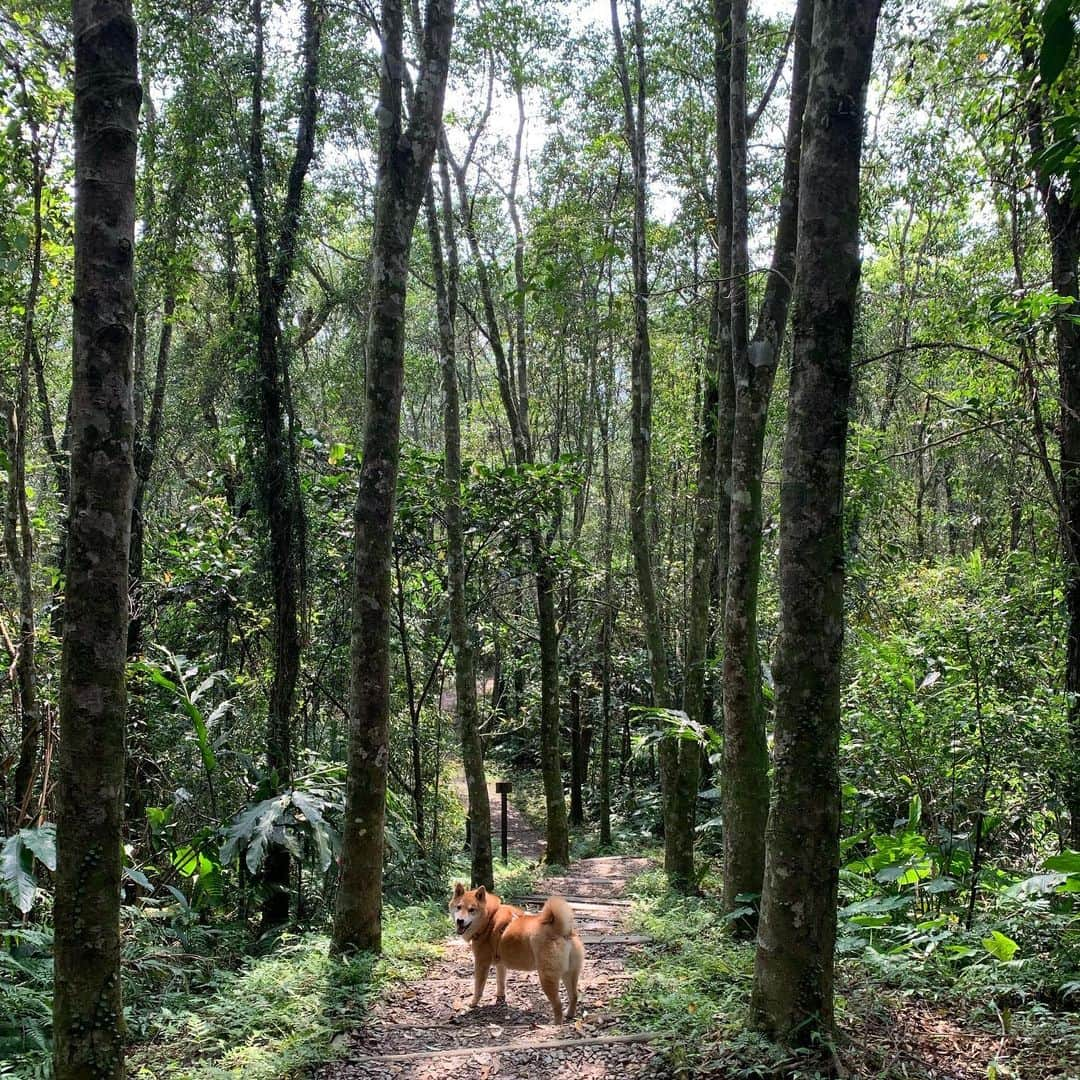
[245,0,324,926]
[1023,33,1080,850]
[333,0,455,954]
[720,0,812,926]
[6,134,44,825]
[54,0,141,1074]
[750,0,879,1044]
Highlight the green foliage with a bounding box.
[2,903,447,1079]
[126,908,446,1079]
[1042,0,1077,86]
[0,825,55,915]
[219,787,336,878]
[138,646,228,784]
[0,925,52,1070]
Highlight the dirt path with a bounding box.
[320,785,659,1079]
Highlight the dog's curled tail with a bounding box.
[539,895,575,937]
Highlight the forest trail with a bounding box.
[319,784,662,1079]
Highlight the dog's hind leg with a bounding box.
[564,939,584,1019]
[495,962,507,1005]
[470,962,490,1007]
[539,971,564,1024]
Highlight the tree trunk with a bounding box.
[128,261,178,655]
[536,559,570,862]
[1023,33,1080,849]
[425,146,493,889]
[333,0,455,955]
[1050,201,1080,848]
[445,112,570,866]
[611,0,676,864]
[246,0,324,927]
[750,0,879,1044]
[721,0,812,923]
[5,125,45,826]
[670,0,734,893]
[599,280,616,848]
[53,1,140,1074]
[569,658,585,826]
[32,337,71,639]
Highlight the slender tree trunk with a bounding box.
[445,119,570,865]
[750,0,879,1044]
[599,279,616,847]
[424,148,493,889]
[6,133,45,825]
[245,0,324,927]
[128,203,182,656]
[333,0,455,954]
[611,0,676,865]
[569,641,585,826]
[670,0,734,893]
[53,1,140,1074]
[721,0,812,923]
[713,4,736,699]
[32,338,71,639]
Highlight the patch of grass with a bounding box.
[124,902,447,1080]
[493,855,543,898]
[617,877,1080,1079]
[617,889,756,1059]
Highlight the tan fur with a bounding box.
[449,883,585,1023]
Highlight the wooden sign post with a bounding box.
[495,780,513,864]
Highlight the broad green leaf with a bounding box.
[1044,850,1080,874]
[1042,0,1076,86]
[292,791,334,872]
[981,930,1019,963]
[0,833,36,913]
[220,795,287,874]
[19,824,55,871]
[123,866,154,892]
[907,794,922,831]
[922,876,958,894]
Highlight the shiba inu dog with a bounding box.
[449,882,585,1023]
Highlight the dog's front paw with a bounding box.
[495,995,506,1005]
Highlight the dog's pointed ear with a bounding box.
[475,885,487,903]
[452,881,465,898]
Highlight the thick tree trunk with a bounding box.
[333,0,454,954]
[750,0,879,1044]
[611,0,676,866]
[721,0,812,923]
[1050,206,1080,848]
[1023,40,1080,849]
[246,0,324,927]
[424,149,493,890]
[53,1,140,1075]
